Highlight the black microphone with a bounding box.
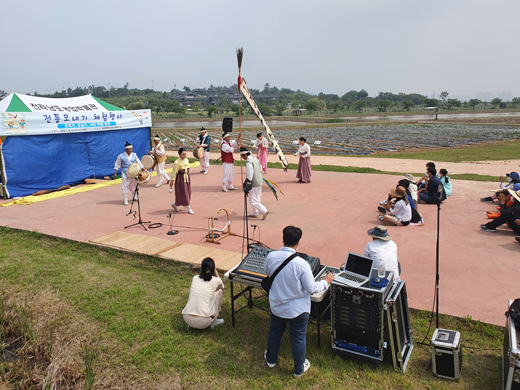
[126,211,133,216]
[251,224,258,228]
[167,212,173,218]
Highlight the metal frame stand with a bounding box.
[125,184,150,231]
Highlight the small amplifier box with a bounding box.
[430,328,462,380]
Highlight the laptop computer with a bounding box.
[334,252,374,288]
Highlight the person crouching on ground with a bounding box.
[417,167,446,204]
[380,186,412,226]
[481,189,520,234]
[169,147,194,215]
[439,169,452,196]
[264,226,335,377]
[240,147,269,220]
[182,257,225,330]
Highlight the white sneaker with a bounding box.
[188,208,194,215]
[262,211,269,221]
[203,171,208,175]
[210,318,224,329]
[172,203,179,212]
[155,183,161,188]
[123,200,128,205]
[222,188,228,192]
[228,187,238,190]
[264,351,275,368]
[294,359,310,377]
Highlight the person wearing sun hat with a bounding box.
[402,173,418,202]
[481,188,520,234]
[481,171,519,202]
[380,186,412,226]
[362,225,401,281]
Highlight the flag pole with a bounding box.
[236,47,244,188]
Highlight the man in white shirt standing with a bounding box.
[362,225,400,281]
[239,147,268,220]
[263,226,335,377]
[196,127,211,175]
[220,132,239,192]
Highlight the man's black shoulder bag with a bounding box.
[261,253,298,294]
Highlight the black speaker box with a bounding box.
[222,117,233,132]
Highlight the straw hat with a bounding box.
[508,188,520,203]
[367,225,392,241]
[402,173,415,182]
[390,186,407,199]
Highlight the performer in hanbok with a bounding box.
[114,141,143,205]
[169,148,194,214]
[254,132,268,174]
[150,134,169,188]
[294,137,311,183]
[221,133,238,192]
[240,147,268,220]
[197,127,211,175]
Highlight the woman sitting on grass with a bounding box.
[182,257,225,330]
[439,169,452,197]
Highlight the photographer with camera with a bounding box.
[240,147,268,220]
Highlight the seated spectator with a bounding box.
[402,174,418,203]
[439,169,452,196]
[417,167,446,204]
[416,162,436,189]
[481,189,520,234]
[362,225,401,281]
[481,171,520,202]
[486,183,520,219]
[182,257,225,330]
[379,186,412,226]
[378,176,417,212]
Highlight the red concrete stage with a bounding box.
[1,165,517,325]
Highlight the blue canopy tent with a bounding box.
[0,93,152,198]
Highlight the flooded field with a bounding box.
[156,124,520,155]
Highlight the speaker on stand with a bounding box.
[222,117,233,133]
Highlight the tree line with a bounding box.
[1,85,519,116]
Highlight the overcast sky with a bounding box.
[2,0,518,99]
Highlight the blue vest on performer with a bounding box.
[198,134,211,152]
[120,152,137,174]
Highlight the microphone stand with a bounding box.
[125,183,150,231]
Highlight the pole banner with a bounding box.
[239,78,288,171]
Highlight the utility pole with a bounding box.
[108,83,111,98]
[152,80,154,90]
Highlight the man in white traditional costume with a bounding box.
[240,147,268,220]
[150,134,168,188]
[220,132,238,192]
[197,127,211,175]
[114,141,143,205]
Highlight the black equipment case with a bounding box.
[385,280,414,372]
[430,328,462,380]
[503,300,520,390]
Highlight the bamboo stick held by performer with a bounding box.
[169,148,194,215]
[294,137,311,183]
[221,133,238,192]
[114,141,143,205]
[150,134,169,188]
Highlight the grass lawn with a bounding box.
[372,139,520,162]
[0,228,503,389]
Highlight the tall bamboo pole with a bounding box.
[236,48,244,187]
